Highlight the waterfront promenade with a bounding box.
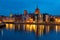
[1,22,60,25]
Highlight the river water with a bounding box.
[0,24,60,40]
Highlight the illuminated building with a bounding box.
[55,17,60,23]
[35,7,43,23]
[35,7,39,23]
[3,17,15,29]
[43,13,50,22]
[23,10,29,22]
[1,7,58,33]
[45,15,49,22]
[13,14,23,30]
[3,13,15,29]
[39,14,43,23]
[0,16,3,23]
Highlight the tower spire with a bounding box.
[37,4,38,9]
[35,5,40,14]
[10,12,13,17]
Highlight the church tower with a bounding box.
[23,10,29,22]
[35,7,40,23]
[35,7,43,23]
[35,7,40,15]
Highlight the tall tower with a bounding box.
[24,10,28,16]
[23,10,28,22]
[35,7,43,23]
[35,7,40,23]
[35,7,40,15]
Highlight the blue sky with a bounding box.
[0,0,60,16]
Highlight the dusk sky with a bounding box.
[0,0,60,16]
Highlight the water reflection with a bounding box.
[55,25,60,32]
[0,29,3,37]
[0,24,60,40]
[6,24,15,30]
[5,23,60,36]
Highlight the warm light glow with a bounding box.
[6,24,14,30]
[55,25,60,32]
[32,24,36,32]
[25,17,37,32]
[26,20,29,23]
[29,18,33,23]
[10,24,13,30]
[46,26,50,33]
[18,24,20,30]
[26,24,30,31]
[3,18,15,22]
[47,26,50,32]
[25,24,36,32]
[6,24,9,29]
[39,25,44,35]
[55,18,60,23]
[29,24,36,32]
[3,20,14,22]
[0,21,2,23]
[26,18,33,23]
[56,25,58,32]
[29,25,33,31]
